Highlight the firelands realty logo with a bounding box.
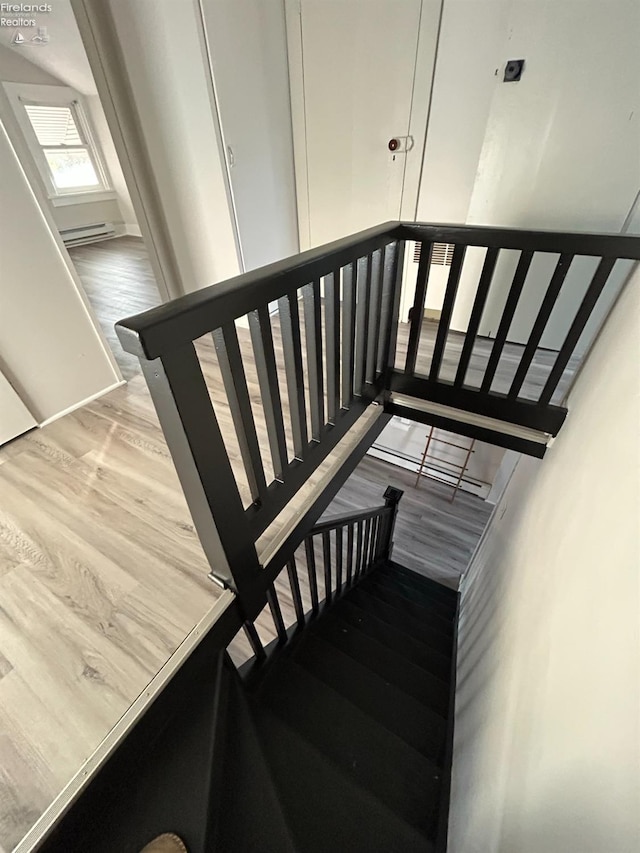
[1,3,52,45]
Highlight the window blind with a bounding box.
[24,104,82,147]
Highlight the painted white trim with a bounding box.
[258,404,384,567]
[194,0,246,273]
[38,380,125,427]
[284,0,311,250]
[71,0,179,304]
[51,189,118,207]
[13,589,237,853]
[390,393,551,444]
[124,223,142,238]
[398,0,444,222]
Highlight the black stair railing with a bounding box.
[117,223,403,619]
[393,223,640,437]
[242,486,403,662]
[116,220,640,619]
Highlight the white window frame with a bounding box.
[3,83,115,205]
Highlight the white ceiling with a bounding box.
[5,0,96,94]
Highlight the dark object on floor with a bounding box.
[140,834,188,853]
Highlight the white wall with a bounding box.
[450,269,640,852]
[202,0,299,271]
[0,43,62,86]
[417,0,640,350]
[0,117,121,423]
[98,0,240,293]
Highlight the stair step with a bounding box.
[360,577,454,636]
[311,611,449,716]
[332,597,452,682]
[346,587,453,657]
[254,705,435,853]
[382,561,459,605]
[259,661,441,836]
[214,674,296,852]
[374,567,458,619]
[293,632,447,761]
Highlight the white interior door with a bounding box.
[290,0,440,249]
[202,0,299,272]
[0,368,36,446]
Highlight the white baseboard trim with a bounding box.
[38,380,126,427]
[124,223,142,238]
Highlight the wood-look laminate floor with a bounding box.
[0,237,566,850]
[68,237,162,381]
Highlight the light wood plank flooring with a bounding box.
[68,236,162,381]
[0,237,565,849]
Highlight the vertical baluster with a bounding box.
[355,521,364,580]
[404,241,433,375]
[346,522,354,586]
[370,515,381,564]
[305,536,319,614]
[335,526,344,593]
[278,291,309,459]
[353,254,371,396]
[481,250,534,392]
[508,253,574,398]
[362,517,373,574]
[366,249,383,383]
[539,256,616,405]
[266,585,287,643]
[302,280,325,439]
[325,268,341,424]
[213,324,267,504]
[287,557,305,628]
[322,530,332,603]
[370,516,379,566]
[429,244,467,381]
[243,622,265,661]
[379,240,406,380]
[248,306,288,481]
[341,262,357,407]
[454,247,500,387]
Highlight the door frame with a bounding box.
[284,0,443,252]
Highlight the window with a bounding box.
[20,97,111,198]
[24,104,100,192]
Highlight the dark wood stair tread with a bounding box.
[345,586,453,655]
[292,631,447,760]
[310,610,450,715]
[257,661,442,835]
[360,576,455,636]
[254,705,435,853]
[382,560,459,604]
[374,567,458,619]
[331,596,452,682]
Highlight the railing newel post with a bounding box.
[382,485,404,561]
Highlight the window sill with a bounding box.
[50,190,117,207]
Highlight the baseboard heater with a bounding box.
[60,222,115,247]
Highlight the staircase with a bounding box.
[214,560,457,853]
[27,222,640,852]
